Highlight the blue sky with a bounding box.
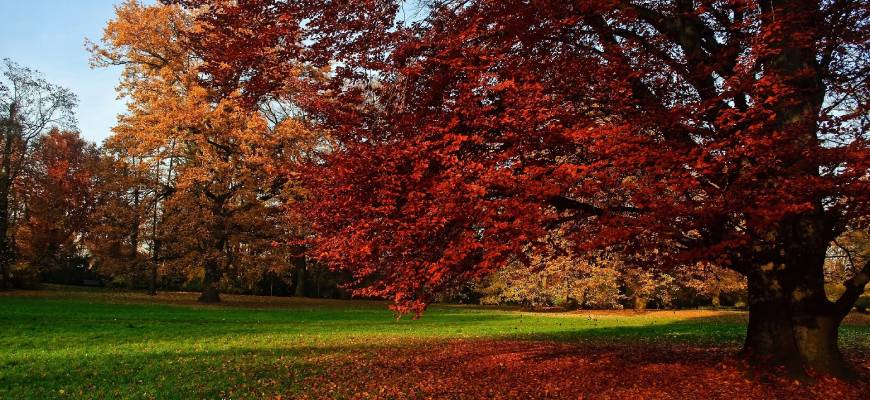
[0,1,148,144]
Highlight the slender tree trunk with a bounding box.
[148,239,159,296]
[0,105,18,290]
[149,153,169,296]
[0,175,12,291]
[147,185,160,296]
[129,183,142,290]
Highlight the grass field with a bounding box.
[1,287,868,399]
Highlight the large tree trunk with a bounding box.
[199,201,227,303]
[291,244,307,297]
[742,251,853,377]
[632,294,647,311]
[294,262,306,297]
[739,1,858,377]
[198,258,221,303]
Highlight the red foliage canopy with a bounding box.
[17,130,100,264]
[170,0,870,319]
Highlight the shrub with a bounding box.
[855,296,870,313]
[9,262,41,289]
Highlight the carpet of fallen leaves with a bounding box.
[297,340,869,400]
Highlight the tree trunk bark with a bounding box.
[793,315,848,376]
[737,4,856,371]
[293,256,306,297]
[742,260,853,378]
[198,196,230,303]
[198,258,221,303]
[739,0,854,377]
[632,294,646,311]
[148,259,158,296]
[711,283,721,309]
[0,187,12,291]
[294,266,306,297]
[742,265,802,371]
[129,185,141,290]
[148,239,159,296]
[0,105,18,290]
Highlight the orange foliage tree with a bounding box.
[90,0,312,302]
[86,135,159,289]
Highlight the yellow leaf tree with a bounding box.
[90,0,312,301]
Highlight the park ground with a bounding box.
[1,287,869,399]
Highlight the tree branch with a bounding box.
[548,195,645,216]
[835,259,870,318]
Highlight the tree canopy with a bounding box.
[167,0,870,375]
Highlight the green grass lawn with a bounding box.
[1,288,868,399]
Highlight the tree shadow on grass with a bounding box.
[294,317,870,400]
[295,338,870,400]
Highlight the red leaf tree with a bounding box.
[17,130,101,273]
[171,0,870,376]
